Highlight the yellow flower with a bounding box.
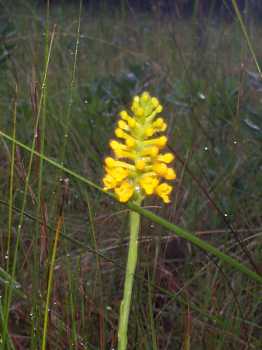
[103,174,117,190]
[115,181,134,203]
[157,153,174,163]
[107,167,129,182]
[155,183,172,203]
[164,168,176,180]
[153,162,168,176]
[102,92,176,203]
[139,176,159,195]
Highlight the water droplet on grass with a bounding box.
[198,92,206,100]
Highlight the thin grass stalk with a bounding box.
[31,2,50,347]
[85,193,106,349]
[41,215,64,350]
[36,0,50,226]
[231,0,262,77]
[65,248,78,349]
[118,200,141,350]
[1,87,17,350]
[6,85,17,274]
[0,299,15,350]
[48,0,82,237]
[0,130,261,285]
[182,305,191,350]
[1,28,55,350]
[147,274,158,350]
[59,0,82,166]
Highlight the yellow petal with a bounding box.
[151,97,159,108]
[135,107,144,118]
[141,146,159,157]
[164,168,176,180]
[141,91,150,102]
[115,128,125,138]
[133,96,140,103]
[131,99,140,113]
[153,118,164,128]
[144,127,154,137]
[105,157,116,168]
[125,138,136,148]
[144,136,167,148]
[155,183,172,203]
[135,159,146,170]
[120,110,128,119]
[110,140,127,150]
[103,174,117,190]
[108,167,129,182]
[139,176,159,195]
[127,117,136,128]
[155,136,167,148]
[118,120,129,130]
[156,105,163,113]
[153,162,168,176]
[115,181,134,202]
[157,153,174,163]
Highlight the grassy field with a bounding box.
[0,1,261,349]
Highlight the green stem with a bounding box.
[231,0,262,78]
[118,200,142,350]
[41,215,63,350]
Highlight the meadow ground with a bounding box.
[0,1,261,349]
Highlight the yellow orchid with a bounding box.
[102,91,176,203]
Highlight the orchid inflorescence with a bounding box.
[102,91,176,203]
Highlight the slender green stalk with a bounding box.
[31,2,50,347]
[0,130,261,284]
[118,200,141,350]
[0,299,15,350]
[1,27,56,350]
[41,215,63,350]
[231,0,262,77]
[6,86,17,273]
[84,190,106,349]
[147,273,158,350]
[59,0,82,165]
[65,252,78,350]
[1,88,17,350]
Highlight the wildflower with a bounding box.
[102,92,176,203]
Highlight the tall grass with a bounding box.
[0,1,261,349]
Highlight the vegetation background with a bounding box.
[0,0,261,349]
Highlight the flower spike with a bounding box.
[102,92,176,203]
